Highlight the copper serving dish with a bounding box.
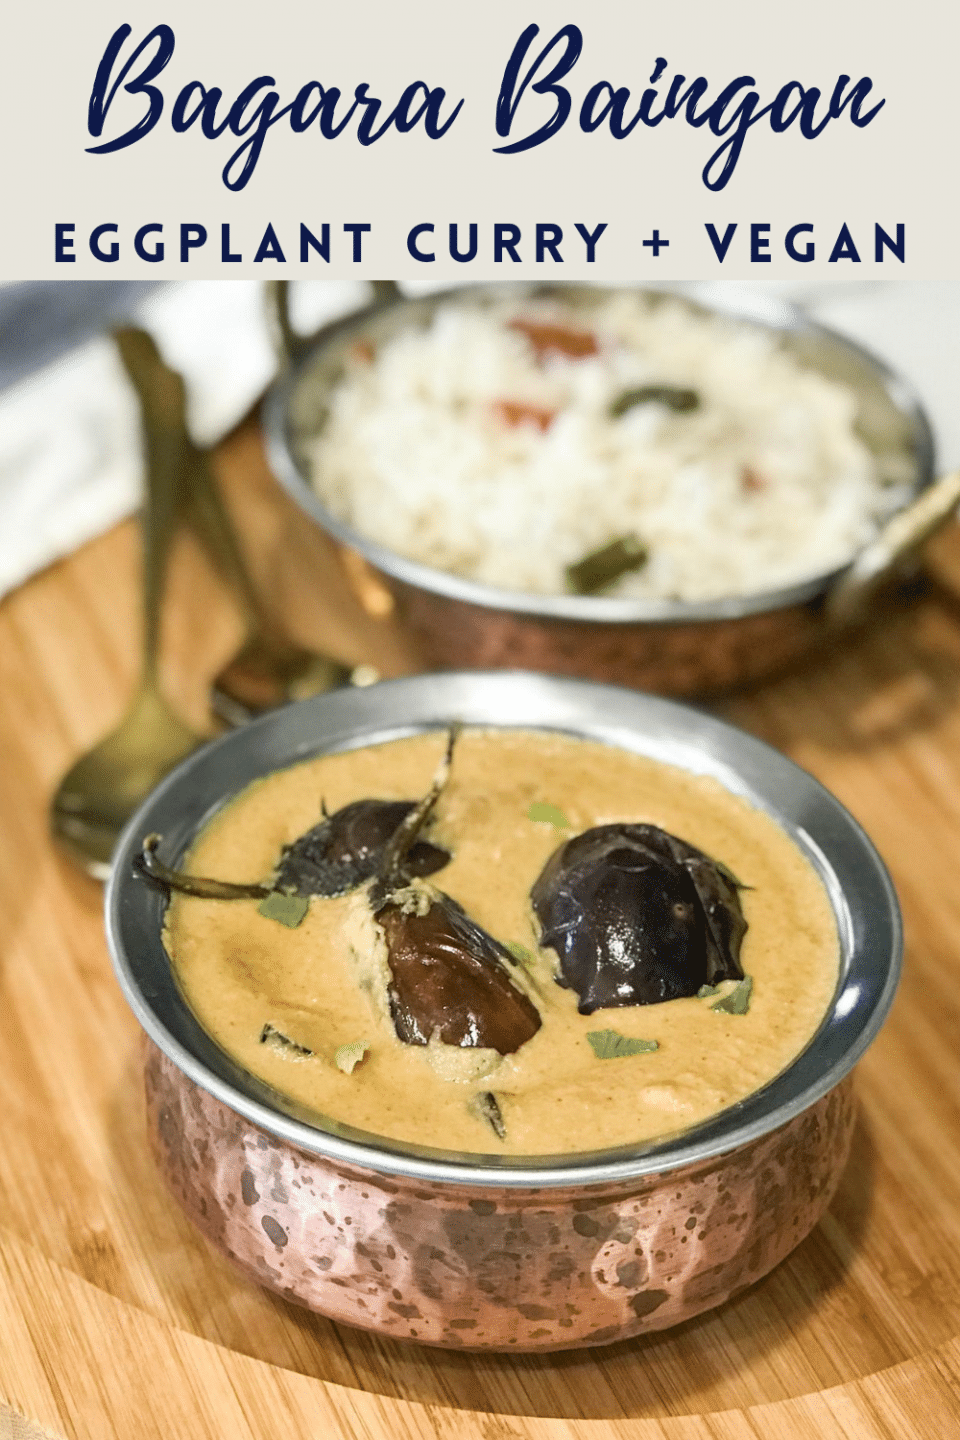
[105,672,901,1350]
[263,283,956,695]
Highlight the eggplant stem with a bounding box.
[472,1091,506,1141]
[376,726,459,890]
[136,834,271,900]
[260,1022,313,1057]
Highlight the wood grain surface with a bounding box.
[1,419,959,1439]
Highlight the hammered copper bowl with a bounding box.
[263,283,936,695]
[105,672,901,1350]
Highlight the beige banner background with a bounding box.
[0,0,956,279]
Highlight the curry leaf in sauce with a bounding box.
[710,975,753,1015]
[587,1030,659,1059]
[528,801,571,829]
[257,892,310,928]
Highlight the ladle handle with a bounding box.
[265,280,401,369]
[184,442,271,631]
[827,469,960,624]
[114,328,191,687]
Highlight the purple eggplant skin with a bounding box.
[376,893,542,1054]
[273,800,450,898]
[530,824,747,1012]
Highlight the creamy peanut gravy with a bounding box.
[165,729,839,1155]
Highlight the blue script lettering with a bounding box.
[88,25,175,154]
[86,25,464,191]
[494,24,582,154]
[494,25,885,191]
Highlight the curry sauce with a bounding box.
[163,729,839,1155]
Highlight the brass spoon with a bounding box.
[50,329,205,880]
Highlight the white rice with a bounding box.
[307,292,913,602]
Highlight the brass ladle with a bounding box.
[190,278,399,725]
[50,329,205,879]
[186,438,360,727]
[184,283,377,721]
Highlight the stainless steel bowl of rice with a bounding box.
[264,284,942,695]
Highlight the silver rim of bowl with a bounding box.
[105,672,902,1189]
[262,282,936,625]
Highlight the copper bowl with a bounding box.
[263,283,941,695]
[105,672,901,1349]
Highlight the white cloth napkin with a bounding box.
[0,280,366,597]
[1,280,958,600]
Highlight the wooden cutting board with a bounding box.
[1,420,959,1440]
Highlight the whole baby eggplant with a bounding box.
[369,729,541,1058]
[138,729,542,1073]
[274,799,450,897]
[376,895,542,1053]
[531,824,747,1011]
[136,799,449,902]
